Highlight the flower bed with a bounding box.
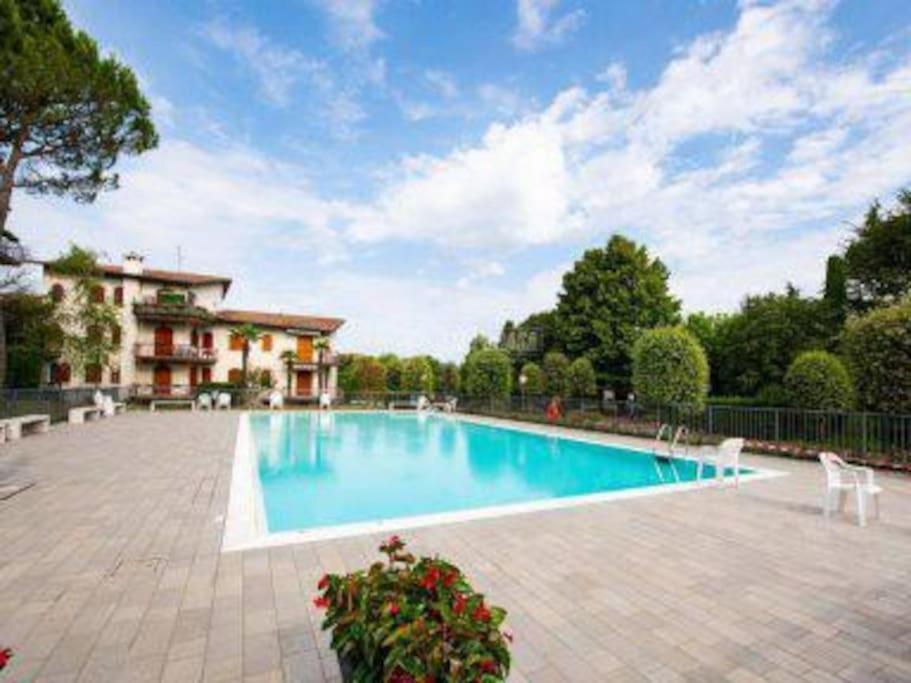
[314,536,512,682]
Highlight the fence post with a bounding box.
[774,409,780,442]
[861,412,867,454]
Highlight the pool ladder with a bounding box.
[653,424,689,482]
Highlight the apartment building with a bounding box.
[42,253,343,398]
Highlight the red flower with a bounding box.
[0,647,12,671]
[421,566,441,591]
[453,593,467,615]
[472,604,491,622]
[387,534,401,546]
[387,601,400,616]
[443,570,458,587]
[317,574,330,590]
[479,659,498,674]
[313,596,330,609]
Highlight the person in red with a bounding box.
[545,396,561,423]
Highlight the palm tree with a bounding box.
[280,349,296,396]
[229,323,262,386]
[314,336,331,394]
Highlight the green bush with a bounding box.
[519,362,544,394]
[463,348,512,398]
[843,300,911,413]
[567,357,597,397]
[783,351,854,410]
[542,351,570,397]
[631,327,709,409]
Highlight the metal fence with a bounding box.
[0,386,131,423]
[458,395,911,466]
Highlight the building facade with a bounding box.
[42,253,343,398]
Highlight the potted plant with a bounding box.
[314,536,512,682]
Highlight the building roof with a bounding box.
[41,261,233,292]
[217,309,345,333]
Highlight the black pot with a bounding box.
[338,652,357,683]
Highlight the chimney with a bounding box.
[123,251,144,275]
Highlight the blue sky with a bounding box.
[13,0,911,359]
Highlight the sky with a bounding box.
[11,0,911,360]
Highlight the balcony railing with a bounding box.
[293,351,339,367]
[132,297,215,324]
[134,343,218,363]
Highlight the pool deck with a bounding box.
[0,411,909,682]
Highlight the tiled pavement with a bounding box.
[1,411,910,682]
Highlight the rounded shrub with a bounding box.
[519,362,544,395]
[783,351,854,410]
[631,326,709,409]
[567,357,597,397]
[463,348,512,398]
[842,300,911,413]
[542,351,570,397]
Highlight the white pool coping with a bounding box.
[221,410,787,552]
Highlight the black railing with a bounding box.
[0,386,130,423]
[457,395,911,466]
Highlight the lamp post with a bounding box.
[519,373,527,412]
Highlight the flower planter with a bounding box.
[315,537,512,682]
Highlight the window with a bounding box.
[51,362,72,384]
[189,366,198,387]
[85,364,102,384]
[112,325,121,345]
[228,368,243,384]
[202,332,213,349]
[229,334,244,351]
[87,325,102,342]
[111,368,121,384]
[90,285,105,303]
[202,367,212,383]
[114,286,124,306]
[50,283,65,303]
[261,334,273,352]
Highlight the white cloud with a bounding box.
[313,0,383,52]
[11,140,352,271]
[202,19,365,139]
[424,69,459,99]
[203,20,312,106]
[595,61,627,92]
[512,0,586,52]
[346,0,911,308]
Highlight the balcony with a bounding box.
[292,350,339,369]
[134,343,218,364]
[132,292,215,325]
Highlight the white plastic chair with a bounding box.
[102,395,116,417]
[269,391,284,410]
[319,392,331,410]
[93,390,105,410]
[197,393,212,411]
[697,438,744,487]
[216,392,232,410]
[819,452,882,527]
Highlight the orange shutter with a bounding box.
[229,334,244,351]
[261,334,273,351]
[296,336,313,361]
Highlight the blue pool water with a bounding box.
[251,412,732,533]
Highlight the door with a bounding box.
[189,366,198,388]
[202,331,213,349]
[154,364,172,395]
[296,370,313,396]
[154,326,173,356]
[296,336,313,362]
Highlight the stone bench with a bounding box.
[1,414,51,441]
[149,399,196,412]
[69,405,103,424]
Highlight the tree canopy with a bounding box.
[0,0,158,230]
[631,327,709,410]
[555,235,680,389]
[462,347,511,399]
[843,190,911,312]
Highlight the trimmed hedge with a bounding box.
[463,348,512,398]
[843,300,911,413]
[519,362,544,395]
[784,351,854,410]
[567,357,597,397]
[631,326,709,410]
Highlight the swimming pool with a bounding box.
[224,411,768,550]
